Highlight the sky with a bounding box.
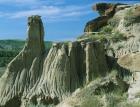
[0,0,139,41]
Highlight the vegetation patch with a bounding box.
[0,40,52,67]
[124,8,140,27]
[108,17,120,28]
[77,30,126,43]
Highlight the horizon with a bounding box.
[0,0,139,41]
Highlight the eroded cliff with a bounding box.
[0,15,109,107]
[1,2,140,107]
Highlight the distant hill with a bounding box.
[0,40,52,67]
[0,40,52,51]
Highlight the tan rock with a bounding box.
[0,15,109,107]
[0,15,45,106]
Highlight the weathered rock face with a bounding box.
[105,4,140,101]
[57,76,129,107]
[30,41,108,101]
[84,16,109,33]
[93,3,130,17]
[118,53,140,100]
[85,42,108,82]
[84,3,116,33]
[106,5,140,58]
[93,3,116,17]
[118,53,140,72]
[0,15,109,107]
[0,15,45,106]
[84,3,130,33]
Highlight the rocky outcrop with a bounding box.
[118,53,140,72]
[0,15,45,106]
[27,41,108,103]
[84,3,116,33]
[117,53,140,100]
[106,5,140,58]
[104,4,140,101]
[93,3,117,17]
[84,3,131,33]
[57,76,129,107]
[84,16,109,33]
[0,15,109,107]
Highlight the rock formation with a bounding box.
[25,41,108,106]
[84,16,109,33]
[93,3,130,17]
[104,4,140,101]
[0,15,109,107]
[0,15,45,107]
[118,53,140,100]
[1,2,139,107]
[84,3,130,33]
[93,3,117,17]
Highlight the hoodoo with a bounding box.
[0,15,45,107]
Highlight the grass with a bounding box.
[108,17,120,28]
[100,25,113,34]
[77,30,126,43]
[124,8,140,27]
[57,70,138,107]
[68,88,140,107]
[66,91,140,107]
